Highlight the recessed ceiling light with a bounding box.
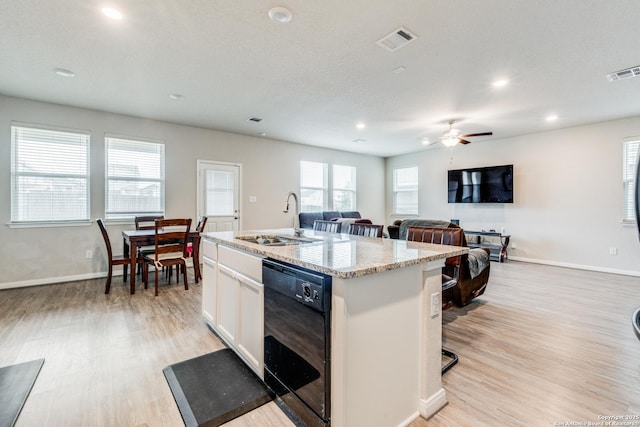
[247,117,263,123]
[356,122,366,130]
[420,137,431,145]
[492,79,509,88]
[352,139,366,143]
[392,66,407,74]
[259,132,267,137]
[169,93,185,101]
[53,68,75,77]
[101,7,123,20]
[546,114,558,122]
[268,7,293,23]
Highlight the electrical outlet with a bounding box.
[609,247,617,255]
[248,196,257,203]
[511,242,517,249]
[431,292,440,317]
[85,250,93,259]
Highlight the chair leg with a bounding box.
[442,348,459,374]
[105,264,113,294]
[183,262,189,291]
[143,262,148,289]
[155,264,159,296]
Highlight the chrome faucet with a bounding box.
[283,191,303,236]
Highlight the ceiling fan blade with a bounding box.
[459,139,472,145]
[460,132,493,137]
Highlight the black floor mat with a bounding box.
[0,358,45,427]
[163,349,273,427]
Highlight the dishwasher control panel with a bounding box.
[262,258,331,313]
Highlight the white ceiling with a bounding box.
[1,0,640,157]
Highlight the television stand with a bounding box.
[464,230,510,263]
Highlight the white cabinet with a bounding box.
[237,273,263,371]
[201,240,264,377]
[217,264,240,344]
[202,256,218,325]
[202,239,218,325]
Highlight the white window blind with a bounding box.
[332,164,356,210]
[205,170,234,216]
[105,136,165,219]
[393,166,419,215]
[11,124,90,223]
[300,161,328,212]
[623,139,640,222]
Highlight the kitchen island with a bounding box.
[201,228,467,427]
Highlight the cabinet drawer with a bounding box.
[218,245,263,282]
[202,238,218,260]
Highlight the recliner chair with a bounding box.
[405,226,490,307]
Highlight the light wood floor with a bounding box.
[1,262,640,426]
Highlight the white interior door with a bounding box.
[197,160,241,232]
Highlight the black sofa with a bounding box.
[299,211,362,229]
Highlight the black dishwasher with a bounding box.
[262,258,332,427]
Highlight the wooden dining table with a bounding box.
[122,229,202,294]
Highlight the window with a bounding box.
[105,136,165,220]
[623,139,640,222]
[205,169,235,216]
[300,161,328,211]
[332,165,356,210]
[11,124,90,223]
[393,166,418,215]
[300,161,357,211]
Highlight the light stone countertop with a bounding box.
[203,228,468,279]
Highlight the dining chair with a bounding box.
[345,223,384,238]
[187,216,207,281]
[134,215,164,274]
[135,215,164,230]
[313,220,341,233]
[97,218,129,294]
[142,218,192,296]
[172,215,208,282]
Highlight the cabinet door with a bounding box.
[217,264,239,344]
[237,274,264,376]
[202,256,218,326]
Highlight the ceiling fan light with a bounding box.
[442,137,458,147]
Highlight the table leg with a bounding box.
[193,236,201,283]
[123,239,129,282]
[129,241,137,294]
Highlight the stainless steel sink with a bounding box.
[236,234,321,246]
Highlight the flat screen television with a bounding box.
[448,164,513,203]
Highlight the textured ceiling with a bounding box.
[1,0,640,157]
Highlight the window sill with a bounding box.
[7,220,93,229]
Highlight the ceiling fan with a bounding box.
[440,120,493,147]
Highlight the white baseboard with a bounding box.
[397,411,421,427]
[0,265,195,291]
[419,387,447,420]
[508,256,640,277]
[0,272,109,290]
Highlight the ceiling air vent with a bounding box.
[247,117,263,123]
[606,66,640,82]
[376,27,418,52]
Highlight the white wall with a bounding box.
[386,116,640,276]
[0,95,385,288]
